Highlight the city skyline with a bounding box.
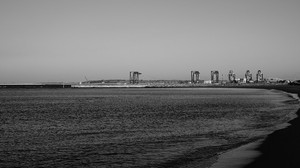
[1,0,300,83]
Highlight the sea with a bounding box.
[0,88,299,168]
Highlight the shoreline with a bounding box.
[0,83,294,89]
[210,140,264,168]
[243,87,300,168]
[209,85,300,168]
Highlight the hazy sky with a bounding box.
[1,0,300,82]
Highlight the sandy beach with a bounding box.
[210,140,263,168]
[244,111,300,167]
[211,85,300,168]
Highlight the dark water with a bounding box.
[0,88,298,168]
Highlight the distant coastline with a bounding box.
[0,82,296,89]
[0,83,72,88]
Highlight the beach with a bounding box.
[211,85,300,168]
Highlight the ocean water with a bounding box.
[0,88,299,168]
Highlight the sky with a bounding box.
[0,0,300,83]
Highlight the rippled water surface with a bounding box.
[0,88,298,167]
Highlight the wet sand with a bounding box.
[210,140,263,168]
[211,85,300,168]
[244,108,300,168]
